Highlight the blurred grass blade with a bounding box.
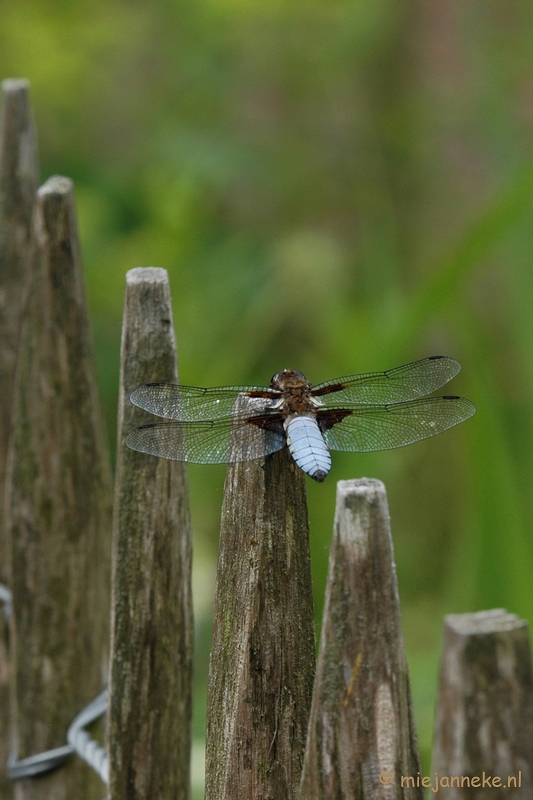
[389,159,533,355]
[447,313,533,617]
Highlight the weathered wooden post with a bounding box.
[108,267,193,800]
[0,79,39,799]
[432,609,533,798]
[5,176,113,799]
[204,428,316,799]
[299,478,423,799]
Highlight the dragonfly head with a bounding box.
[270,369,311,392]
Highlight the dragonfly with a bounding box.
[126,355,475,482]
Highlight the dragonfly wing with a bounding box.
[320,396,475,452]
[126,414,286,464]
[130,383,276,421]
[313,356,461,406]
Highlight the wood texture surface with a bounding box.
[432,609,533,798]
[204,428,316,800]
[108,267,193,800]
[0,79,39,800]
[298,478,422,799]
[5,176,113,799]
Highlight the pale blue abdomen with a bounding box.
[284,415,331,482]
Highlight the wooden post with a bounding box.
[298,478,423,799]
[0,79,39,800]
[5,176,113,799]
[204,436,316,800]
[432,609,533,798]
[108,268,193,800]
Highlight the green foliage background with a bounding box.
[3,0,533,793]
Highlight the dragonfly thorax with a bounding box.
[270,369,311,392]
[268,370,317,415]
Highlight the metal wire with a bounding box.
[7,688,108,785]
[67,688,109,784]
[1,585,109,787]
[0,582,12,622]
[7,744,73,779]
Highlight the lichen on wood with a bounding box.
[0,79,39,800]
[298,478,423,799]
[108,267,193,800]
[6,176,112,800]
[205,417,316,800]
[432,609,533,799]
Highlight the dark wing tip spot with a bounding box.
[442,395,460,400]
[136,423,159,430]
[429,354,445,360]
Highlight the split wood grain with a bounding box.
[5,176,113,800]
[0,80,39,800]
[432,609,533,798]
[298,478,423,800]
[108,267,193,800]
[204,426,316,800]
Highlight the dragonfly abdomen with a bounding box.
[284,416,332,482]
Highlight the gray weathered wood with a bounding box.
[0,78,38,579]
[298,478,423,799]
[432,609,533,798]
[5,176,113,799]
[108,267,193,800]
[204,432,316,800]
[0,79,39,800]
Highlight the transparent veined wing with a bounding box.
[312,356,461,406]
[130,382,277,421]
[320,395,475,452]
[126,412,286,464]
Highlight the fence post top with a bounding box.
[126,267,169,284]
[37,175,74,197]
[1,78,30,93]
[336,477,386,501]
[444,608,526,635]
